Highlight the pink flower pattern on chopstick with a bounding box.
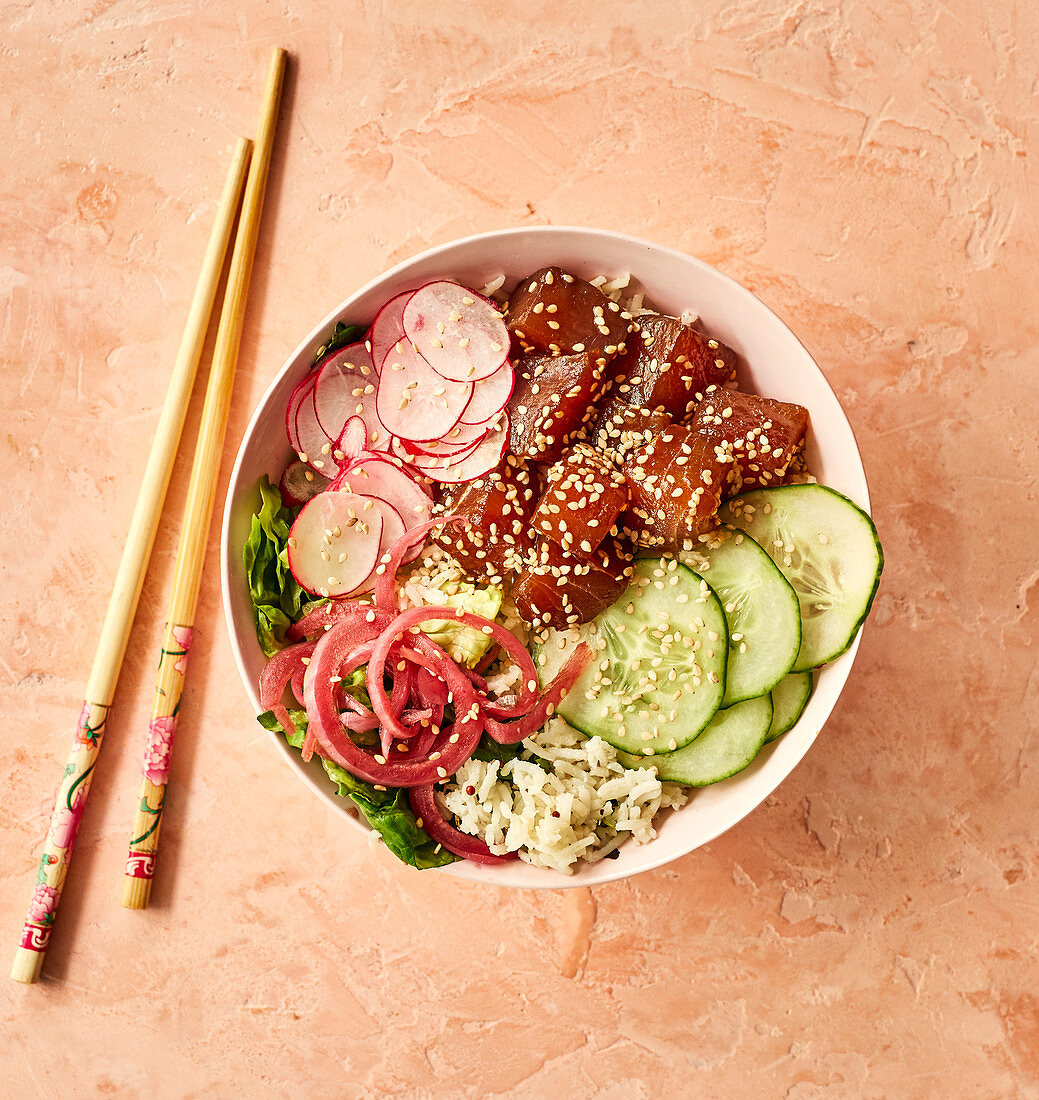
[143,715,176,787]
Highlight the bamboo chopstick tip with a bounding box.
[121,874,153,911]
[11,947,44,984]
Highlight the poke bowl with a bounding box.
[220,225,881,889]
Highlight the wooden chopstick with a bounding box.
[121,47,288,910]
[10,138,253,985]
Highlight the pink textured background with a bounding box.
[2,2,1037,1096]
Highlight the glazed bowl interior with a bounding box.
[221,226,869,889]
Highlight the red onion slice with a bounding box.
[258,640,317,754]
[484,643,593,744]
[409,785,517,864]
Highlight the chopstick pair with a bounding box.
[11,47,287,984]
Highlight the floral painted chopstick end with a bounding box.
[121,623,192,910]
[11,701,109,983]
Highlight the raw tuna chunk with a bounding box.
[531,443,628,556]
[506,349,609,463]
[512,539,628,629]
[606,313,736,419]
[619,423,735,551]
[506,267,635,361]
[590,397,674,466]
[583,532,636,578]
[688,389,808,495]
[434,455,536,582]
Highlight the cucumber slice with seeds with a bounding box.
[679,529,801,706]
[765,670,813,744]
[619,695,773,786]
[721,484,883,672]
[536,558,728,755]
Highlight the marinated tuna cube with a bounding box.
[507,267,635,360]
[507,350,609,463]
[512,539,627,629]
[607,313,737,419]
[689,389,808,495]
[532,443,628,556]
[619,423,734,551]
[434,455,536,581]
[584,532,636,581]
[590,397,674,465]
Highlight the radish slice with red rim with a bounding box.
[333,454,434,561]
[402,281,508,383]
[403,435,482,462]
[418,412,509,484]
[403,438,484,472]
[313,342,378,437]
[286,369,320,456]
[369,290,414,373]
[376,338,473,442]
[459,360,514,425]
[314,355,391,455]
[370,496,405,564]
[295,384,336,474]
[420,417,491,454]
[336,416,369,463]
[286,491,385,597]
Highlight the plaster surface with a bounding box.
[1,2,1037,1097]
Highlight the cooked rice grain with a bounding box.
[442,719,689,874]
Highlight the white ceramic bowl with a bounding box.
[221,226,870,889]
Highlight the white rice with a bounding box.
[397,543,467,611]
[441,719,689,874]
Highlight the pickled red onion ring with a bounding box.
[259,640,316,751]
[373,514,464,613]
[484,643,592,744]
[370,605,539,721]
[408,785,517,864]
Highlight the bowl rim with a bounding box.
[220,224,870,889]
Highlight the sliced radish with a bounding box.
[295,384,336,474]
[405,444,484,473]
[403,444,484,472]
[421,417,491,454]
[370,291,414,373]
[370,497,406,558]
[335,496,406,598]
[376,339,473,442]
[332,454,434,560]
[313,349,391,455]
[459,360,514,425]
[336,416,370,463]
[313,342,377,435]
[280,459,330,506]
[286,492,385,597]
[286,369,320,456]
[419,412,509,484]
[402,281,508,383]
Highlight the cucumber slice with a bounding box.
[765,671,812,744]
[536,558,728,755]
[721,484,883,672]
[679,529,801,707]
[618,695,773,786]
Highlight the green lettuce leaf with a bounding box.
[257,709,457,869]
[319,759,457,869]
[243,477,325,656]
[315,321,366,361]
